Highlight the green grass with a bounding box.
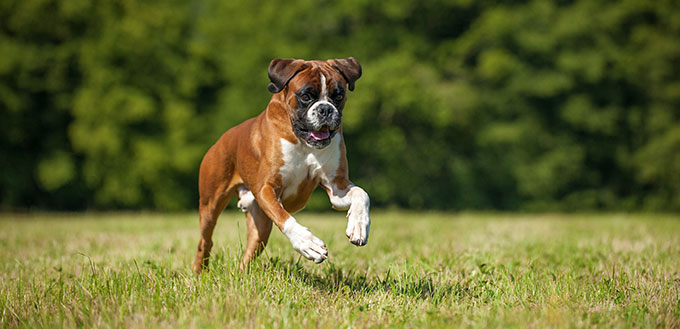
[1,212,679,328]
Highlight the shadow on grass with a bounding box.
[262,257,458,302]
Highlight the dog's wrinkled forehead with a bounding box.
[288,64,343,95]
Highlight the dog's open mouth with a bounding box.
[293,120,338,148]
[309,125,332,141]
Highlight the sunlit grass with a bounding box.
[1,212,679,328]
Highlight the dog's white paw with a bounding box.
[346,205,370,246]
[282,218,328,263]
[237,189,254,212]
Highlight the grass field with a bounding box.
[1,211,679,328]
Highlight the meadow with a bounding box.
[1,211,678,328]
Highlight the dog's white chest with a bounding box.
[279,135,340,199]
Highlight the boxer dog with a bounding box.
[192,57,370,275]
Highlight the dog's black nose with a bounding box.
[317,103,334,117]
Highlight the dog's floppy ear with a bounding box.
[267,58,308,93]
[331,57,362,91]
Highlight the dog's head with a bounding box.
[267,57,361,149]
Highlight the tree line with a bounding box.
[1,0,678,211]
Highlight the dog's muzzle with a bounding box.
[294,101,341,148]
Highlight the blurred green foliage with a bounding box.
[1,0,679,211]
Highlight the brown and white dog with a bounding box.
[192,57,370,275]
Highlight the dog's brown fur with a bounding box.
[192,58,362,275]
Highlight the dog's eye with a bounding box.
[300,94,312,102]
[334,94,344,102]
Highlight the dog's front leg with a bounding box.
[255,183,328,263]
[325,182,370,246]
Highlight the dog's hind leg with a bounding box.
[192,145,236,275]
[238,188,273,269]
[192,190,232,275]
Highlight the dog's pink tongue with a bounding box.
[310,127,330,140]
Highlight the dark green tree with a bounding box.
[1,0,678,211]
